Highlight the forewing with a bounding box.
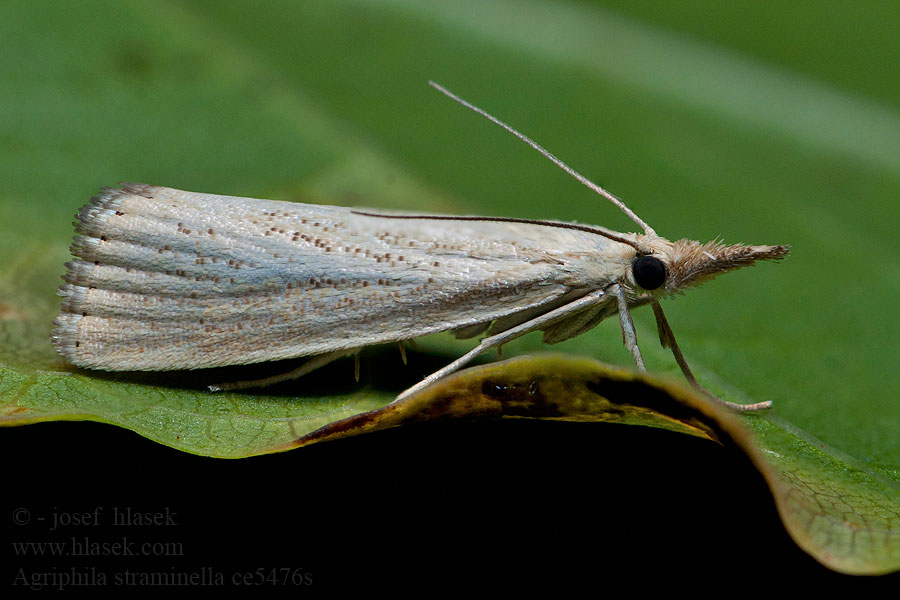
[53,184,578,370]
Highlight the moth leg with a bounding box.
[649,297,771,412]
[628,294,654,311]
[209,348,360,392]
[612,284,646,371]
[395,289,609,402]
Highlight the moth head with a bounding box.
[629,236,790,295]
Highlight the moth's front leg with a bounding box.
[648,297,772,412]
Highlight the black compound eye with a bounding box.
[632,256,667,290]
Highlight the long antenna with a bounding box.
[428,81,656,236]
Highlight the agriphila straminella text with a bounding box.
[52,82,789,412]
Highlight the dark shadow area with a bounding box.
[56,344,482,398]
[4,414,885,594]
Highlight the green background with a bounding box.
[3,0,898,467]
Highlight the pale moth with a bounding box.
[53,82,789,412]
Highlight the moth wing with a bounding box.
[53,184,581,371]
[452,322,492,339]
[540,300,618,344]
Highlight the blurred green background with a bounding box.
[1,0,898,473]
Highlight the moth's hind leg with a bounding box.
[208,348,360,392]
[394,289,609,403]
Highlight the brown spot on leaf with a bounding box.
[480,379,557,416]
[0,303,27,321]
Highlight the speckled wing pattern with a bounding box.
[53,184,624,371]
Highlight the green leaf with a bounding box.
[1,0,898,575]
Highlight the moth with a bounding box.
[52,83,788,411]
